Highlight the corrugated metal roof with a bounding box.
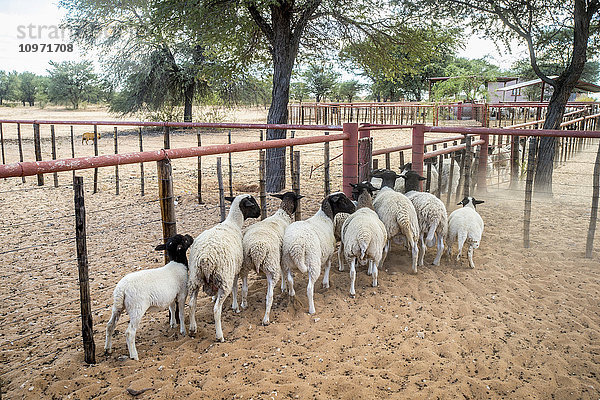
[495,76,600,93]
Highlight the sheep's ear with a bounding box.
[418,176,426,181]
[271,193,284,199]
[295,194,305,200]
[224,196,235,203]
[155,243,166,251]
[350,183,358,188]
[474,199,485,205]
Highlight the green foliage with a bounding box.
[432,57,502,102]
[47,61,99,109]
[18,72,38,106]
[336,80,364,102]
[302,64,340,102]
[290,81,310,102]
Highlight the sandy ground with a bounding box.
[1,105,599,399]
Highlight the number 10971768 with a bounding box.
[19,44,73,52]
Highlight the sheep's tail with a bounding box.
[285,242,308,274]
[111,284,126,314]
[426,220,439,248]
[359,240,368,260]
[248,244,268,275]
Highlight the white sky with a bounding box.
[0,0,528,76]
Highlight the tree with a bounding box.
[431,57,501,102]
[341,25,462,102]
[290,81,310,102]
[47,61,98,109]
[60,0,227,122]
[337,80,363,102]
[18,72,38,106]
[303,64,339,102]
[0,72,9,105]
[431,0,600,194]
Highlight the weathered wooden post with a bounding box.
[412,124,426,191]
[197,130,202,203]
[228,130,233,197]
[586,141,600,258]
[259,150,267,220]
[462,135,472,197]
[163,125,170,149]
[358,137,373,183]
[70,126,76,180]
[0,122,5,165]
[523,137,538,248]
[217,157,226,222]
[73,176,96,364]
[17,123,25,183]
[399,151,405,169]
[342,123,359,198]
[157,159,177,264]
[51,125,58,187]
[289,130,295,184]
[33,123,44,186]
[324,132,330,196]
[114,127,119,195]
[93,125,98,193]
[436,154,443,198]
[138,128,145,196]
[293,150,302,221]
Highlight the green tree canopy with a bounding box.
[47,61,99,109]
[303,64,340,102]
[431,57,502,102]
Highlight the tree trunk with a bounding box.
[533,0,594,195]
[265,43,295,192]
[184,83,194,123]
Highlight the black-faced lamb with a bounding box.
[281,192,356,314]
[240,192,303,325]
[446,196,485,269]
[402,170,448,266]
[104,233,194,360]
[370,169,420,273]
[188,194,261,342]
[340,181,388,296]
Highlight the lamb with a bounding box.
[188,194,261,342]
[446,196,485,269]
[281,192,356,314]
[402,170,448,267]
[104,233,194,360]
[240,192,303,326]
[339,181,388,296]
[370,169,420,273]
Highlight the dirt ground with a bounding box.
[1,105,599,399]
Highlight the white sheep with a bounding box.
[104,233,194,360]
[340,182,388,296]
[281,192,356,314]
[446,196,485,269]
[188,194,261,342]
[240,192,303,326]
[371,169,420,274]
[402,170,448,267]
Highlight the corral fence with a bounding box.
[0,118,599,380]
[288,101,600,128]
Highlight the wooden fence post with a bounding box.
[289,130,295,185]
[51,125,58,187]
[0,122,5,165]
[324,132,330,196]
[259,150,267,220]
[93,125,98,194]
[33,123,44,186]
[358,137,373,183]
[342,123,359,198]
[164,126,170,149]
[138,128,145,196]
[399,151,405,168]
[523,137,538,248]
[70,126,76,180]
[228,130,233,197]
[437,154,443,198]
[157,159,177,264]
[586,141,600,258]
[373,159,379,169]
[293,150,302,221]
[412,124,426,191]
[73,176,96,364]
[447,150,456,205]
[17,123,25,183]
[114,127,119,195]
[462,135,472,197]
[456,139,467,202]
[217,157,226,222]
[197,130,203,203]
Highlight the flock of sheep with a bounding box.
[104,166,486,360]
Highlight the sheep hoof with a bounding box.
[216,337,225,343]
[189,331,197,338]
[262,320,270,326]
[349,293,356,298]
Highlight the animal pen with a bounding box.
[1,114,600,398]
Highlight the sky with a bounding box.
[0,0,528,77]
